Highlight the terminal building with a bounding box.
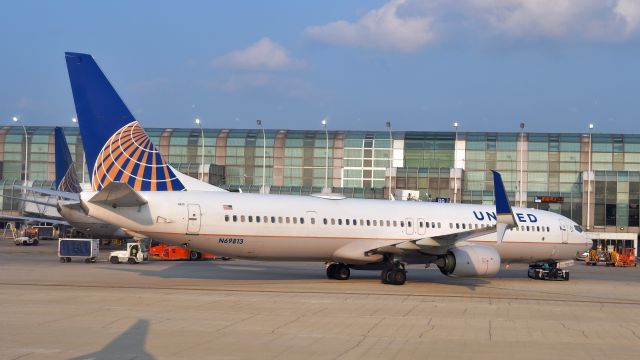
[0,125,637,253]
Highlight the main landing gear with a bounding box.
[326,263,350,280]
[381,263,407,285]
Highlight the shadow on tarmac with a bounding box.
[102,260,495,290]
[70,319,154,360]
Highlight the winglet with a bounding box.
[491,170,516,243]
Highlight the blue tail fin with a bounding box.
[65,52,185,192]
[54,127,82,193]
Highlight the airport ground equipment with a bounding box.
[14,236,38,246]
[586,249,602,266]
[109,242,147,264]
[614,248,637,267]
[528,261,570,281]
[148,243,219,261]
[58,238,99,263]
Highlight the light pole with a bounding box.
[321,117,329,193]
[587,123,594,230]
[386,121,393,200]
[519,122,525,207]
[257,119,266,193]
[195,118,204,182]
[71,117,86,183]
[453,121,459,203]
[12,117,28,187]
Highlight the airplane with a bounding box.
[10,127,131,238]
[65,52,591,285]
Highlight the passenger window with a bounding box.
[353,219,357,225]
[233,215,237,222]
[225,215,229,222]
[338,219,342,225]
[526,226,530,231]
[462,223,465,229]
[419,221,423,228]
[547,226,550,232]
[360,219,364,226]
[241,215,245,222]
[373,220,378,226]
[408,221,412,227]
[366,220,371,226]
[379,220,384,226]
[271,216,276,223]
[311,218,315,225]
[386,220,390,226]
[278,216,283,223]
[300,218,305,224]
[323,218,327,225]
[293,217,298,224]
[456,223,460,229]
[437,222,441,228]
[425,222,430,228]
[346,219,350,225]
[248,216,253,223]
[256,216,260,223]
[449,223,453,229]
[331,218,335,225]
[393,221,397,227]
[286,217,290,224]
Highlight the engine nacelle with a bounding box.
[436,245,501,277]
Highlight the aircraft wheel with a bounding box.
[390,270,407,285]
[65,257,72,263]
[60,257,66,263]
[334,264,350,280]
[563,272,570,281]
[326,263,338,279]
[381,269,390,284]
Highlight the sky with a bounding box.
[2,0,640,133]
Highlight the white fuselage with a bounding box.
[81,191,591,264]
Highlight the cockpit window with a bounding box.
[574,225,583,233]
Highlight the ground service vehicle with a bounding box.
[148,244,219,261]
[14,236,38,246]
[614,248,637,267]
[110,242,147,264]
[528,261,570,281]
[58,238,99,263]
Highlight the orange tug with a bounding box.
[148,244,219,261]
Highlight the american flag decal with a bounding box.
[223,204,233,210]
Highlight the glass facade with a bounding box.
[1,125,639,235]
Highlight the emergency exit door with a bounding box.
[187,204,201,234]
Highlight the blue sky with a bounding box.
[2,0,640,133]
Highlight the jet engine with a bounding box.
[435,245,501,277]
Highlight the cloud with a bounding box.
[615,0,640,35]
[214,38,304,70]
[305,0,640,51]
[462,0,640,40]
[304,0,437,53]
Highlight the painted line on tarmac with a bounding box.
[1,281,640,306]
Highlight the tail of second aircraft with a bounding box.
[55,127,83,193]
[64,52,224,192]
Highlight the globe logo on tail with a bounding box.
[92,121,185,191]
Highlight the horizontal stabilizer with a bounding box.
[13,185,80,201]
[89,182,147,207]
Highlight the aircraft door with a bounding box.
[417,218,426,235]
[559,221,569,244]
[187,204,201,234]
[405,218,414,235]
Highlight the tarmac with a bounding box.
[0,239,639,360]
